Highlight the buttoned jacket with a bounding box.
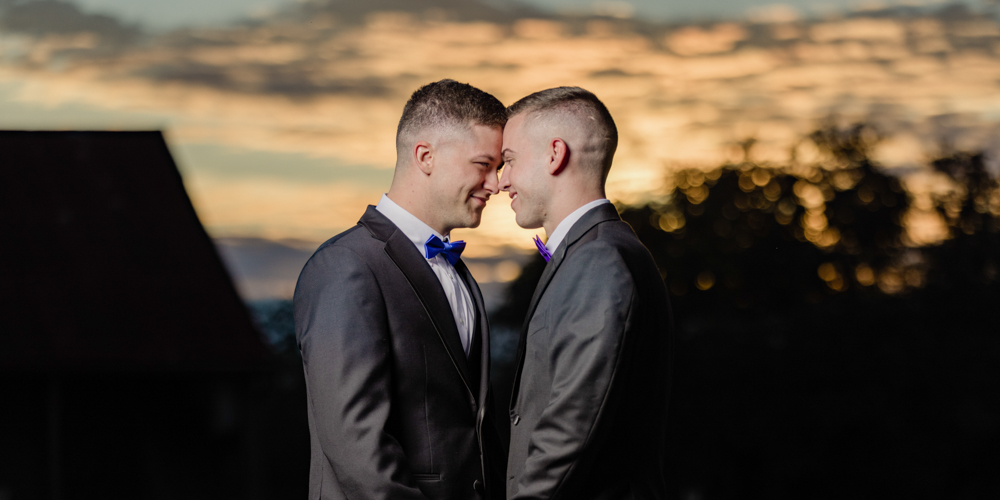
[507,203,673,500]
[295,206,504,500]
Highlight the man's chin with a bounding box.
[460,211,483,229]
[461,214,481,228]
[514,214,542,230]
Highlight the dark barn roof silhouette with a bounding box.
[0,131,271,371]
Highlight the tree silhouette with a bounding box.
[490,123,1000,499]
[925,151,1000,291]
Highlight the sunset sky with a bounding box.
[2,0,998,266]
[53,0,980,30]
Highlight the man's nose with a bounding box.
[484,168,500,195]
[498,166,510,192]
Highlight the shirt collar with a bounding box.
[376,194,449,256]
[545,198,611,254]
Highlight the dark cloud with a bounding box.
[0,0,141,45]
[258,69,390,97]
[295,0,540,24]
[136,63,391,98]
[176,144,394,186]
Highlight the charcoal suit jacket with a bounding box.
[294,206,505,500]
[506,203,673,500]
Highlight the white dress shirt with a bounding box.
[544,198,612,254]
[376,194,476,356]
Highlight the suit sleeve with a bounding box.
[294,245,427,500]
[513,242,635,500]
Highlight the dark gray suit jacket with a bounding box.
[294,206,505,500]
[506,203,673,500]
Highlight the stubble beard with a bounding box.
[451,199,484,230]
[514,199,544,230]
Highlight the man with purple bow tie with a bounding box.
[294,80,507,500]
[499,87,674,500]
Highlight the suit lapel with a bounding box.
[360,207,474,395]
[520,246,565,334]
[508,203,622,411]
[520,203,622,335]
[507,246,565,412]
[456,260,490,405]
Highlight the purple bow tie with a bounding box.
[533,235,551,262]
[424,235,465,266]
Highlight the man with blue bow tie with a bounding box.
[294,79,507,500]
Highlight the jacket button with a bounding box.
[473,479,484,494]
[512,414,520,425]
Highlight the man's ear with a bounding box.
[414,141,433,175]
[548,138,569,176]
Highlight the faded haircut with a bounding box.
[396,79,507,154]
[507,87,618,179]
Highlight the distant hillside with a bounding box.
[215,237,532,307]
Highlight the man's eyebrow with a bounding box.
[475,153,498,162]
[501,148,514,157]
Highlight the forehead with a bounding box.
[468,123,502,142]
[504,113,549,156]
[502,114,531,142]
[438,122,501,149]
[505,113,528,132]
[441,126,502,168]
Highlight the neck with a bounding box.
[542,187,606,238]
[386,185,449,236]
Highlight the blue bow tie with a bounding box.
[424,235,466,266]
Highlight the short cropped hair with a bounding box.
[507,87,618,178]
[396,79,507,151]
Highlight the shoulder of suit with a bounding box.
[564,233,631,274]
[314,224,378,252]
[565,220,653,275]
[549,238,637,311]
[571,218,636,250]
[302,224,380,272]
